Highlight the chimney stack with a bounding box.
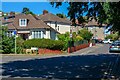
[43,10,48,15]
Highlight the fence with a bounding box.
[68,40,95,53]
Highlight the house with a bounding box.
[73,18,107,40]
[85,18,106,40]
[3,14,59,40]
[37,10,72,34]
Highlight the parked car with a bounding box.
[109,41,120,53]
[102,39,113,44]
[114,40,120,43]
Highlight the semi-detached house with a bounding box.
[4,14,59,40]
[37,10,72,34]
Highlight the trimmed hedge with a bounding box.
[23,39,65,50]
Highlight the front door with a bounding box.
[20,33,29,40]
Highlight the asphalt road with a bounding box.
[1,44,120,79]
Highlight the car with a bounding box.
[114,40,120,43]
[102,39,113,44]
[109,41,120,53]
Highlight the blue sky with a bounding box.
[2,2,69,16]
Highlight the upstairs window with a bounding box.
[19,19,27,26]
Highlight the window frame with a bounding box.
[19,19,27,27]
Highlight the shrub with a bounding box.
[76,35,83,41]
[23,39,65,50]
[16,36,24,54]
[105,32,119,40]
[78,28,93,42]
[57,32,70,50]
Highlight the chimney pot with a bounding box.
[43,10,48,15]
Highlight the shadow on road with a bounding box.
[1,54,120,79]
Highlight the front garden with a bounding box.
[1,25,94,54]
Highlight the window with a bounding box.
[32,31,44,39]
[7,31,12,37]
[19,19,27,26]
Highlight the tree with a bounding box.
[56,13,67,18]
[1,26,15,53]
[50,2,120,36]
[22,7,30,14]
[78,28,93,42]
[105,32,119,40]
[22,7,35,15]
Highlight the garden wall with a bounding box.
[67,43,95,53]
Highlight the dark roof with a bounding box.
[1,15,17,25]
[7,14,50,30]
[37,13,71,25]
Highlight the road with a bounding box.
[1,44,120,79]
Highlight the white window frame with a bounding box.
[32,31,44,39]
[19,19,27,26]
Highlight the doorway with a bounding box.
[20,33,29,40]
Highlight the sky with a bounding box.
[2,2,69,16]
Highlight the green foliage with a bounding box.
[105,35,112,40]
[50,2,120,33]
[57,32,70,50]
[57,31,87,50]
[76,35,83,41]
[78,28,93,41]
[1,26,15,54]
[2,36,15,53]
[56,13,67,18]
[105,32,119,40]
[22,7,35,15]
[23,39,65,50]
[16,36,24,54]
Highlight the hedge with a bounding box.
[23,39,65,50]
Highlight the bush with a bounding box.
[78,28,93,42]
[57,32,70,50]
[75,35,83,41]
[23,39,65,50]
[16,36,24,54]
[105,32,119,40]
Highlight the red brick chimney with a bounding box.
[43,10,48,15]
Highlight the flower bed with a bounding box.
[38,48,62,54]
